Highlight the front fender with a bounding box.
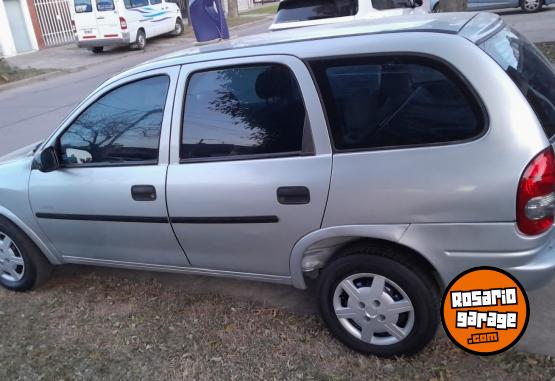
[0,205,61,265]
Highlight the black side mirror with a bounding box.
[38,146,60,173]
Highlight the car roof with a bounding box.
[104,12,501,87]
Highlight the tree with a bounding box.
[439,0,468,11]
[227,0,239,18]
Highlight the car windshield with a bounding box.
[481,27,555,139]
[274,0,358,23]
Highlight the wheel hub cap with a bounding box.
[0,232,25,282]
[333,273,415,346]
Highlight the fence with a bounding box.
[33,0,75,46]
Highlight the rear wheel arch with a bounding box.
[292,231,443,292]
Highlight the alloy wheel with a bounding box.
[523,0,540,11]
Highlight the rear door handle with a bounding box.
[277,186,310,205]
[131,185,157,201]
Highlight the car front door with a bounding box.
[29,66,190,268]
[165,56,332,280]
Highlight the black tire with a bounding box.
[521,0,543,12]
[0,216,52,292]
[318,246,439,357]
[91,46,104,54]
[172,18,184,36]
[135,29,146,50]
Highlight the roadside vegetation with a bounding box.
[0,58,51,86]
[537,42,555,63]
[0,269,553,380]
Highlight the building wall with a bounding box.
[0,0,39,57]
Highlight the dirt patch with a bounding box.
[0,271,554,380]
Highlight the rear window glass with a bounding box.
[75,0,93,13]
[481,28,555,139]
[97,0,115,11]
[275,0,357,23]
[372,0,416,10]
[310,57,484,150]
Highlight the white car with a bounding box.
[269,0,428,31]
[71,0,184,53]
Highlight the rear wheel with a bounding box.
[172,18,184,36]
[318,247,439,357]
[91,46,104,54]
[135,29,146,50]
[0,217,52,291]
[521,0,542,12]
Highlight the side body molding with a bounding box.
[289,224,410,289]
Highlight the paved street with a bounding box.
[0,9,555,357]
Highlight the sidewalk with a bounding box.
[5,15,273,73]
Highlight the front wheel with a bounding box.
[521,0,542,12]
[318,249,439,357]
[0,217,52,291]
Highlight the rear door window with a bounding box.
[310,57,485,151]
[481,28,555,139]
[275,0,357,23]
[75,0,93,12]
[97,0,114,11]
[181,64,309,160]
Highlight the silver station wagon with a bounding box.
[1,12,555,357]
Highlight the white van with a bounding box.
[72,0,183,53]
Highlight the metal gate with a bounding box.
[33,0,74,46]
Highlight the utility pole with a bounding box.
[228,0,239,18]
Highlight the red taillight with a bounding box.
[517,147,555,235]
[119,17,127,30]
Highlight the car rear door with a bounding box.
[73,0,99,40]
[165,55,332,278]
[29,66,189,268]
[94,0,121,39]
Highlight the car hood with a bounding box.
[0,141,42,166]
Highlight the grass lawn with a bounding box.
[536,42,555,63]
[1,269,554,380]
[0,59,52,86]
[241,3,279,15]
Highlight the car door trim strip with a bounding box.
[35,213,279,224]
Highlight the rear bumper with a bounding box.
[399,223,555,292]
[76,32,131,48]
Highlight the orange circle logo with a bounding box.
[441,267,529,355]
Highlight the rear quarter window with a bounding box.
[480,28,555,139]
[310,56,485,151]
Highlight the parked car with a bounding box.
[269,0,427,30]
[2,12,555,357]
[431,0,554,13]
[71,0,183,53]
